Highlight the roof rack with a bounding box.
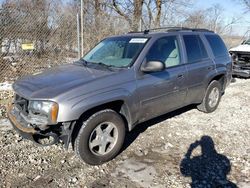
[128,27,214,34]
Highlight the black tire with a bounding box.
[197,80,222,113]
[75,109,126,165]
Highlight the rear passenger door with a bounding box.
[204,34,232,88]
[181,34,215,105]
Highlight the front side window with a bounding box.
[146,36,181,68]
[183,35,208,63]
[83,37,148,68]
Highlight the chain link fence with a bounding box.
[0,1,80,82]
[0,0,128,118]
[1,0,249,83]
[0,0,129,83]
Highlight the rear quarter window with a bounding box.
[205,35,228,58]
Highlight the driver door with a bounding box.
[136,35,187,122]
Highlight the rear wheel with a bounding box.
[75,109,125,165]
[197,80,222,113]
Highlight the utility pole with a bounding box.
[140,18,142,31]
[77,13,80,59]
[80,0,84,57]
[0,8,3,56]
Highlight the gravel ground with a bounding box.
[0,78,249,188]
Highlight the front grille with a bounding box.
[14,94,29,115]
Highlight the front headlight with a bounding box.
[28,101,59,123]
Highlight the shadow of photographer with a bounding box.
[180,135,237,188]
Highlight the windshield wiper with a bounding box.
[97,62,128,69]
[94,62,116,70]
[79,58,89,66]
[79,60,126,70]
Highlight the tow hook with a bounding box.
[33,132,59,146]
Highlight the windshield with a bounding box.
[244,39,250,45]
[82,37,148,68]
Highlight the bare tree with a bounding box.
[143,0,193,29]
[0,0,57,55]
[183,10,206,28]
[112,0,144,31]
[206,4,223,33]
[0,0,246,81]
[242,0,250,11]
[183,4,239,36]
[144,0,162,28]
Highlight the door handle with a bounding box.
[177,74,184,79]
[207,66,213,70]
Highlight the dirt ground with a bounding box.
[0,78,249,188]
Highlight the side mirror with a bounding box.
[141,61,165,73]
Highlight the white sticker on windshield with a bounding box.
[129,38,148,43]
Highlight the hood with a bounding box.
[13,63,116,99]
[230,44,250,52]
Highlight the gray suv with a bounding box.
[8,27,232,165]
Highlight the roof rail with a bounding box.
[148,27,214,33]
[127,30,152,34]
[128,27,214,34]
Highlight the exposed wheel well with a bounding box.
[210,74,225,92]
[71,100,130,149]
[78,100,130,127]
[79,100,123,117]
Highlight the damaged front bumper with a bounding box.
[7,104,75,148]
[231,51,250,78]
[233,64,250,78]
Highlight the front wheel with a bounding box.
[197,80,222,113]
[74,109,126,165]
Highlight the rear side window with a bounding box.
[205,35,228,58]
[183,35,208,63]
